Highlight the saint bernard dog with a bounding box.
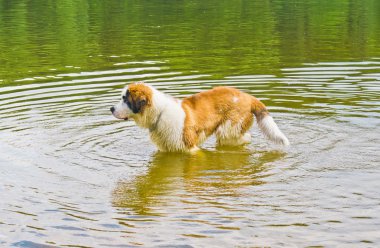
[111,82,289,152]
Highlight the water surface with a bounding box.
[1,1,380,247]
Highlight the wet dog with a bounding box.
[111,82,289,152]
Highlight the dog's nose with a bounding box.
[110,107,115,113]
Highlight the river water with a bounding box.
[1,1,380,247]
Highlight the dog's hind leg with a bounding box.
[215,123,251,146]
[216,114,253,147]
[217,132,251,146]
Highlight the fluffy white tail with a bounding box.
[251,96,290,146]
[257,115,290,146]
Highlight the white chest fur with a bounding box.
[148,89,186,151]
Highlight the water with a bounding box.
[1,1,380,247]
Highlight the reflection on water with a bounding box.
[1,1,380,83]
[1,0,380,247]
[113,150,285,216]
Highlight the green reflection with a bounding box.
[1,0,380,82]
[113,149,285,215]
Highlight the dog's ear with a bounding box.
[131,96,147,114]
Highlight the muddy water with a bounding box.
[1,1,380,247]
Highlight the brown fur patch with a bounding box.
[181,87,258,148]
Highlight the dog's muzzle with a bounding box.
[110,106,128,120]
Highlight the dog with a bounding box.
[111,82,289,152]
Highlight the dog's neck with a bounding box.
[148,106,165,132]
[134,87,174,129]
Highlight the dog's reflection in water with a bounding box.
[112,148,285,215]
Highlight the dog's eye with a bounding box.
[123,95,132,109]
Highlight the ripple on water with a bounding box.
[1,60,380,247]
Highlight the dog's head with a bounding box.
[111,82,153,120]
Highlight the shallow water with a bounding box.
[1,1,380,247]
